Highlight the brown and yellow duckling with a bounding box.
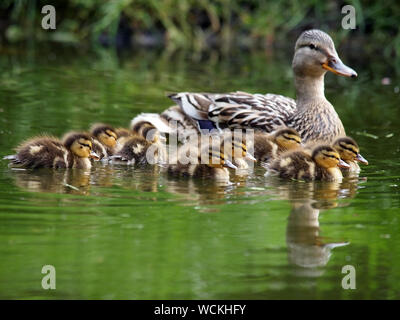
[89,123,118,159]
[167,141,237,180]
[110,122,166,165]
[4,132,98,170]
[219,133,256,169]
[268,145,350,182]
[333,137,368,172]
[253,127,302,163]
[110,135,160,165]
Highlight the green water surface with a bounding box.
[0,45,399,299]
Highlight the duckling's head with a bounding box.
[132,121,161,143]
[273,128,302,151]
[333,137,368,165]
[201,145,237,170]
[63,132,98,159]
[293,29,357,78]
[90,123,118,148]
[222,135,256,162]
[312,145,350,169]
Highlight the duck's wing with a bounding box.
[168,91,297,132]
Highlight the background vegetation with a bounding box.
[1,0,399,58]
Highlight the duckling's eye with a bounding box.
[309,44,317,50]
[322,153,339,160]
[79,142,91,149]
[284,135,300,142]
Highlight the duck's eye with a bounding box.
[309,44,317,50]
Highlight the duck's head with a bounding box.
[293,29,357,78]
[201,144,237,170]
[333,137,368,165]
[312,145,350,169]
[274,128,302,150]
[63,132,99,159]
[90,123,118,148]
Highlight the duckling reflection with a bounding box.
[163,175,233,208]
[286,201,349,276]
[9,168,91,195]
[263,177,359,276]
[111,164,162,193]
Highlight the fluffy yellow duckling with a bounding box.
[90,123,118,159]
[268,145,350,182]
[4,132,98,170]
[253,128,301,163]
[167,141,237,180]
[333,137,368,172]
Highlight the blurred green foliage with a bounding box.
[1,0,399,58]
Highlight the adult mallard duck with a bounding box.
[4,132,99,170]
[268,144,350,182]
[131,29,357,144]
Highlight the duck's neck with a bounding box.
[294,74,326,108]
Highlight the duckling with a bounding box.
[89,123,118,159]
[110,135,159,165]
[220,133,256,169]
[111,121,167,164]
[167,142,237,180]
[268,145,350,182]
[333,137,368,172]
[130,120,165,142]
[4,132,98,170]
[114,127,132,139]
[253,127,302,163]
